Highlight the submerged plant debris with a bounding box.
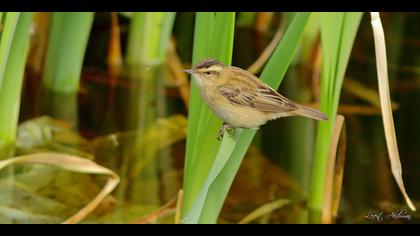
[0,115,188,223]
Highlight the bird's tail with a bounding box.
[293,104,328,121]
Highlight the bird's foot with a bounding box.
[217,123,235,141]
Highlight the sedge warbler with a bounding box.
[183,58,328,140]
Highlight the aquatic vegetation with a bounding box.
[0,12,417,224]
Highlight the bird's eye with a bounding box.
[205,71,212,75]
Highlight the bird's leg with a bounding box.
[217,123,235,141]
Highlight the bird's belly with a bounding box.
[213,105,268,128]
[200,90,268,128]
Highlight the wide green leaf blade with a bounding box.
[0,12,20,90]
[42,12,94,93]
[0,12,33,159]
[182,12,236,217]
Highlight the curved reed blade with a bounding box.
[370,12,416,211]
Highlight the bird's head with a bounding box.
[183,58,225,87]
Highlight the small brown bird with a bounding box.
[183,58,328,140]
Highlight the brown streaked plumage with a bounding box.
[183,58,328,140]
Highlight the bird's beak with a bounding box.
[182,69,194,74]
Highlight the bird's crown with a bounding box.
[194,58,223,70]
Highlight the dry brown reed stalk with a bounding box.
[321,115,346,224]
[247,14,286,75]
[370,12,415,211]
[175,189,184,224]
[132,193,178,224]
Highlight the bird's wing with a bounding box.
[218,82,297,112]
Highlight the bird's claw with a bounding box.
[217,132,223,141]
[217,123,234,141]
